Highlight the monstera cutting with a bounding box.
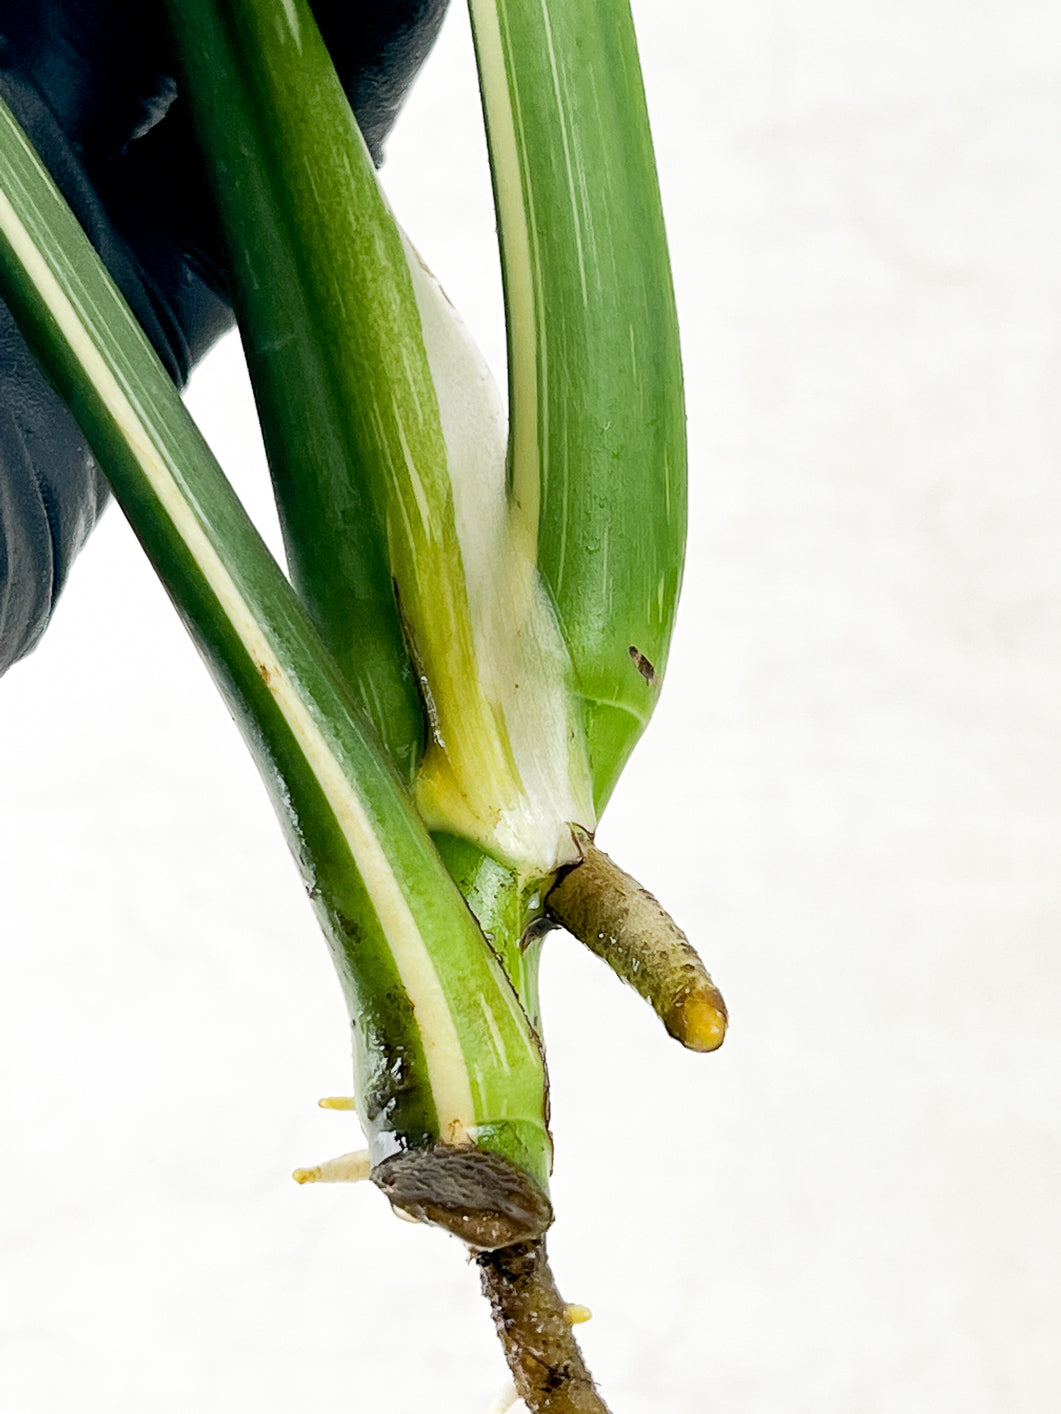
[0,0,725,1406]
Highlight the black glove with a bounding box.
[0,0,447,676]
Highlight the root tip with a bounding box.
[292,1151,371,1184]
[670,988,728,1052]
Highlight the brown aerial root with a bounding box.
[477,1238,611,1414]
[546,824,727,1052]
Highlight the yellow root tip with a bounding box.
[317,1096,357,1111]
[564,1303,593,1325]
[291,1150,371,1185]
[673,989,728,1052]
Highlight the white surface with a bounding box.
[2,2,1060,1410]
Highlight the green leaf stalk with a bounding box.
[469,0,688,815]
[0,92,553,1240]
[163,0,595,887]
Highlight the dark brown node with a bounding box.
[371,1144,553,1249]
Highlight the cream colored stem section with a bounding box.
[0,183,476,1143]
[466,0,541,562]
[400,235,593,871]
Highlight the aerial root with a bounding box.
[292,1149,371,1184]
[485,1380,521,1414]
[546,823,727,1052]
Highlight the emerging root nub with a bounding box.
[487,1381,521,1414]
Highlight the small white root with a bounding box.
[485,1379,521,1414]
[291,1150,371,1184]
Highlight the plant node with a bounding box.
[372,1144,553,1249]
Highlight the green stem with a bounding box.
[164,0,425,782]
[165,0,593,873]
[0,91,552,1219]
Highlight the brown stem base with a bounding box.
[372,1144,553,1249]
[477,1238,611,1413]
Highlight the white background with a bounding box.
[2,2,1060,1410]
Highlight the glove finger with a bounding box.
[0,0,175,159]
[0,302,108,676]
[0,70,199,675]
[0,0,450,674]
[0,0,449,168]
[96,0,451,375]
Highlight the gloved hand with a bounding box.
[0,0,447,676]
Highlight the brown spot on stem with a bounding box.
[478,1238,611,1413]
[628,645,657,686]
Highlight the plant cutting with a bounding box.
[0,0,725,1407]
